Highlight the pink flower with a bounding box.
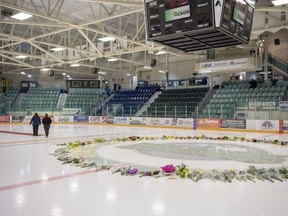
[161,164,176,173]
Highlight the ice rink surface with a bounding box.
[0,124,288,216]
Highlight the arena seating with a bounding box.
[21,88,60,109]
[143,87,209,118]
[0,88,19,114]
[199,80,288,118]
[98,86,159,116]
[64,89,104,109]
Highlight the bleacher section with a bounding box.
[64,89,104,110]
[98,86,159,116]
[21,88,60,110]
[143,87,209,118]
[200,80,288,119]
[0,88,19,114]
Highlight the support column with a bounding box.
[263,34,269,81]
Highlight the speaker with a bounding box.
[49,70,54,76]
[92,67,99,74]
[274,38,280,45]
[150,59,157,67]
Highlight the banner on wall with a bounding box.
[63,108,81,115]
[114,117,129,125]
[73,116,89,122]
[279,120,284,134]
[198,58,248,71]
[11,116,25,123]
[101,116,107,124]
[283,120,288,130]
[0,116,10,122]
[280,101,288,111]
[89,116,102,123]
[146,118,174,126]
[106,117,114,124]
[23,116,32,123]
[196,118,220,129]
[54,116,73,123]
[176,118,193,127]
[279,101,288,108]
[220,119,246,129]
[249,102,276,108]
[129,117,146,125]
[254,120,279,131]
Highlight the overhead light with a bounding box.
[159,70,166,73]
[40,68,50,71]
[27,74,32,78]
[15,55,28,59]
[198,69,212,73]
[98,71,106,75]
[70,63,80,67]
[67,75,70,78]
[51,47,65,51]
[126,73,131,76]
[144,65,152,69]
[20,72,26,75]
[155,51,167,55]
[272,0,288,5]
[62,73,66,76]
[108,58,118,62]
[11,12,32,21]
[98,36,115,42]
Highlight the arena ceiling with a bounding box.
[0,0,287,78]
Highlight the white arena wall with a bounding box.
[1,115,287,134]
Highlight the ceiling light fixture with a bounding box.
[108,58,118,62]
[40,68,50,71]
[51,47,65,51]
[15,55,28,59]
[11,12,32,20]
[20,72,26,75]
[67,75,70,78]
[70,63,80,67]
[155,51,167,55]
[98,71,106,75]
[62,73,66,76]
[144,65,152,69]
[159,70,166,73]
[98,36,115,42]
[27,74,32,78]
[272,0,288,5]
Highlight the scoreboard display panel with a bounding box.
[144,0,255,52]
[146,0,213,38]
[220,0,254,42]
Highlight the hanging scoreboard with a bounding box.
[144,0,255,52]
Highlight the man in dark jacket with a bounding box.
[30,113,41,136]
[42,113,52,138]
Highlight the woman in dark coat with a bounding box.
[30,113,41,136]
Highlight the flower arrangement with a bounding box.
[161,164,176,173]
[111,135,288,146]
[52,134,288,183]
[176,163,189,178]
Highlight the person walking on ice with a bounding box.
[30,113,41,136]
[42,113,52,138]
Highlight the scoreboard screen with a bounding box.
[221,0,254,42]
[145,0,254,52]
[145,0,213,38]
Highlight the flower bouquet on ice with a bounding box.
[176,163,189,178]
